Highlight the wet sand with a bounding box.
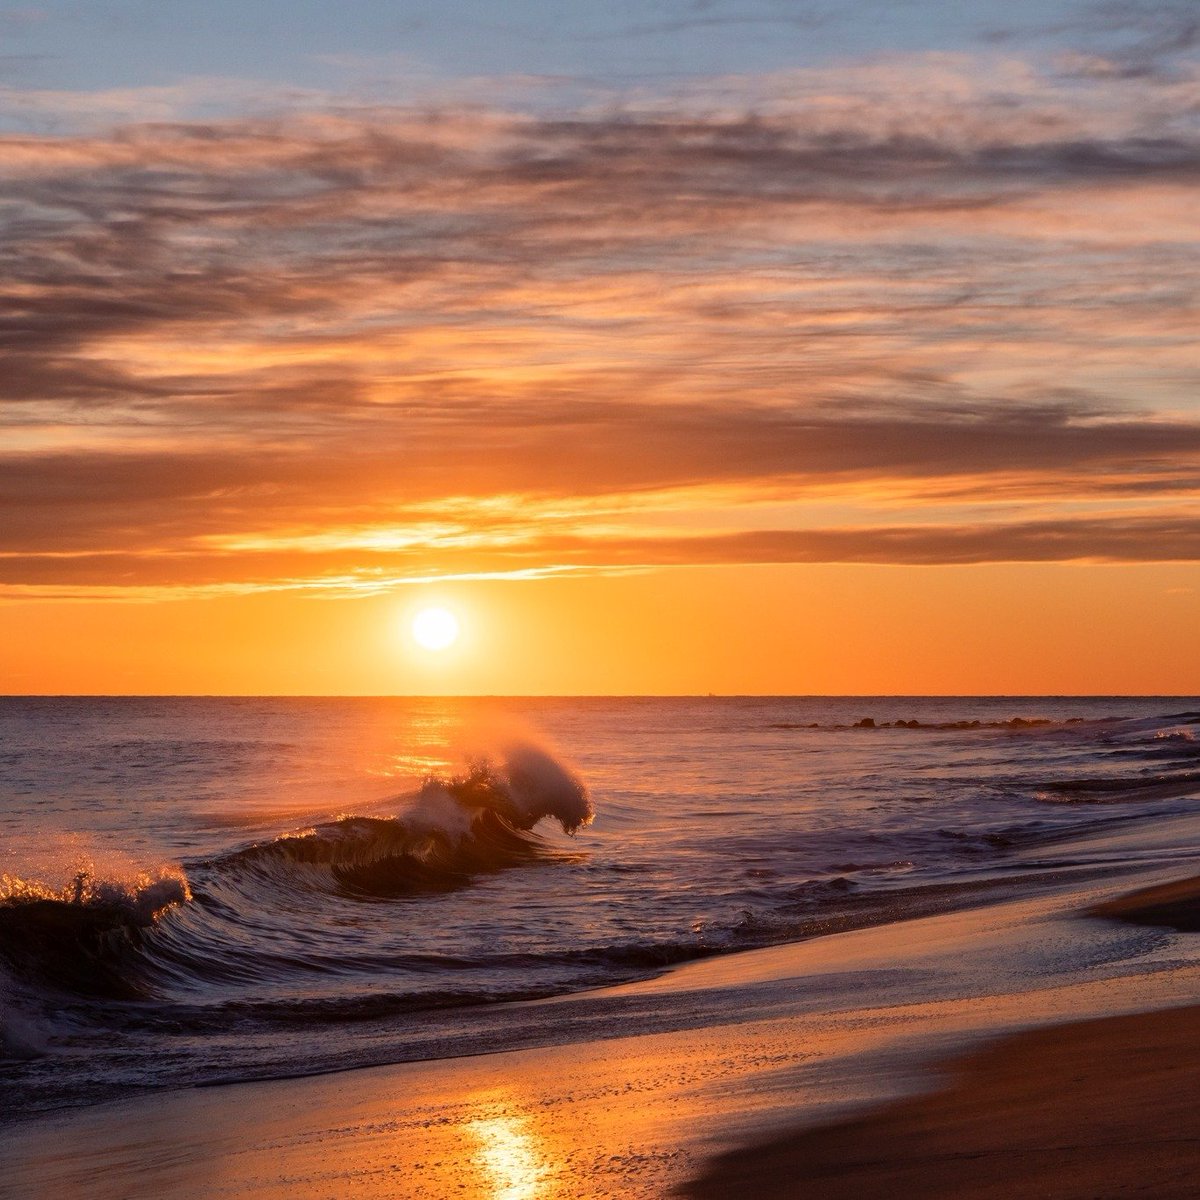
[4,868,1200,1199]
[1088,872,1200,931]
[685,872,1200,1199]
[683,1002,1200,1199]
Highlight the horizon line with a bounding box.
[2,692,1196,701]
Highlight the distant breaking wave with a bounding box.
[771,716,1084,731]
[770,711,1200,733]
[0,744,592,1001]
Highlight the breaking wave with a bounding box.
[1035,772,1200,804]
[0,868,189,999]
[203,743,592,899]
[0,744,592,1002]
[770,716,1087,731]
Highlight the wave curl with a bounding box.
[0,744,592,1000]
[206,743,592,899]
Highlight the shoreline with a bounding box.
[682,872,1200,1198]
[4,861,1200,1198]
[682,1002,1200,1199]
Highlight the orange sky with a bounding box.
[4,562,1198,695]
[2,31,1199,694]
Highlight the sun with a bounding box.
[411,606,460,652]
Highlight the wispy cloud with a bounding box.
[2,47,1198,596]
[991,0,1200,80]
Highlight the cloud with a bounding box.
[2,395,1199,583]
[594,0,832,40]
[1,55,1198,593]
[3,392,1199,496]
[5,511,1200,599]
[602,516,1200,566]
[991,0,1200,79]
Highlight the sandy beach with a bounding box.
[687,875,1200,1199]
[5,851,1200,1200]
[685,1002,1200,1199]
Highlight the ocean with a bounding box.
[2,695,1198,1121]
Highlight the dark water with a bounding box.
[1,695,1198,1119]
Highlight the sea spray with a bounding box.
[202,742,592,897]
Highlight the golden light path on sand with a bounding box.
[465,1105,553,1200]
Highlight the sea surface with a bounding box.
[2,695,1198,1120]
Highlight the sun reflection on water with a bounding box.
[466,1110,551,1200]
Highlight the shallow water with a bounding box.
[2,695,1198,1117]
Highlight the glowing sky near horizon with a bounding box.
[1,0,1198,693]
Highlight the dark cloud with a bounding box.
[2,398,1199,564]
[1078,0,1200,77]
[4,513,1200,592]
[609,517,1200,566]
[1,102,1195,386]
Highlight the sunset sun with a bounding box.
[411,606,460,652]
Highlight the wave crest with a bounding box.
[0,867,189,999]
[207,742,593,899]
[0,744,592,1002]
[0,866,190,923]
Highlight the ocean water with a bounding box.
[1,695,1198,1120]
